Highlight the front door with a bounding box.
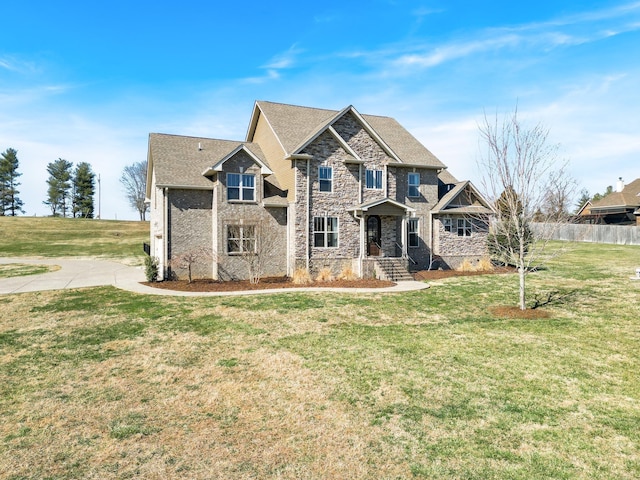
[366,215,381,256]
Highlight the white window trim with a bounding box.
[313,216,339,248]
[408,172,420,198]
[227,173,256,202]
[408,218,419,248]
[443,217,453,233]
[227,224,257,254]
[318,165,333,193]
[365,169,383,190]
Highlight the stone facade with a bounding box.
[148,103,493,281]
[434,215,490,269]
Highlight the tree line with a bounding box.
[0,147,149,220]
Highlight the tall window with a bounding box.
[365,169,383,190]
[457,218,472,237]
[408,218,419,247]
[227,173,255,201]
[443,218,453,232]
[313,216,338,247]
[319,166,333,192]
[227,225,256,254]
[408,173,420,197]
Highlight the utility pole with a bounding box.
[97,173,101,219]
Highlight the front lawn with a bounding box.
[0,241,638,479]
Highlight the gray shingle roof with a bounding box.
[589,178,640,211]
[253,101,446,169]
[148,133,269,188]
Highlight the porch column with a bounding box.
[401,214,408,258]
[359,213,365,275]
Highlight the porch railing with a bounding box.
[395,242,417,265]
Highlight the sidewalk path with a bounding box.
[0,257,429,296]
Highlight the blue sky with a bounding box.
[1,0,639,219]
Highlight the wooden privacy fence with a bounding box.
[531,223,640,245]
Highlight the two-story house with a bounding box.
[146,101,493,281]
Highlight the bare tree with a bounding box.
[478,107,575,310]
[120,161,149,221]
[170,247,213,283]
[228,221,282,284]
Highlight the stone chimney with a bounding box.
[616,177,624,193]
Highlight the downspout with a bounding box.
[306,158,310,271]
[163,187,169,280]
[211,180,218,280]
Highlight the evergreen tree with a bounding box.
[574,188,591,214]
[44,158,73,217]
[0,148,25,216]
[72,162,95,218]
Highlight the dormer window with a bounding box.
[227,173,255,201]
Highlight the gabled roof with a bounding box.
[148,133,270,189]
[431,181,494,215]
[203,144,272,176]
[349,197,415,216]
[589,178,640,212]
[246,101,446,169]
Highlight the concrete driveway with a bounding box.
[0,258,145,294]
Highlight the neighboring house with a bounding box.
[579,178,640,225]
[146,101,494,281]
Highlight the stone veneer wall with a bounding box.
[434,215,489,269]
[167,188,213,280]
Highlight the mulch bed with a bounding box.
[489,306,551,319]
[142,267,517,292]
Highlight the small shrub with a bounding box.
[292,268,312,285]
[337,265,358,281]
[315,267,334,283]
[144,256,159,282]
[476,257,495,272]
[457,258,475,272]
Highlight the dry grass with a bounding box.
[476,256,495,272]
[315,267,334,283]
[457,258,475,272]
[292,268,312,285]
[337,265,358,281]
[1,242,640,479]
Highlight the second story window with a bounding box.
[319,166,332,192]
[365,169,383,190]
[227,173,255,201]
[408,173,420,198]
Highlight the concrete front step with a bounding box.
[374,258,415,282]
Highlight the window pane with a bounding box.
[242,187,254,201]
[327,232,338,247]
[408,173,419,197]
[327,217,338,232]
[242,174,254,187]
[228,238,240,253]
[375,170,383,189]
[314,232,325,247]
[227,187,240,200]
[365,170,373,189]
[227,173,240,187]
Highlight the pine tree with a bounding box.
[44,158,73,217]
[72,162,95,218]
[0,148,25,216]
